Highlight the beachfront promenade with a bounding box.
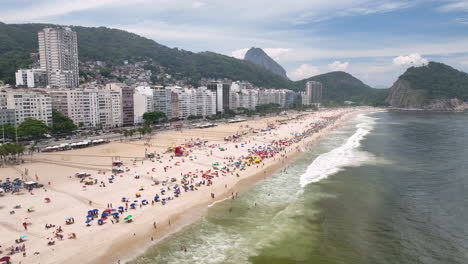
[0,108,370,264]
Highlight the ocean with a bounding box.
[129,111,468,264]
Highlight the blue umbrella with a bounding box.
[142,200,147,203]
[130,203,136,206]
[118,206,124,209]
[93,209,99,212]
[133,200,138,202]
[112,213,119,216]
[20,235,27,239]
[102,213,108,217]
[87,210,93,213]
[86,215,93,218]
[85,220,92,223]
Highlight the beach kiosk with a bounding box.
[112,160,123,167]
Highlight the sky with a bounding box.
[2,0,468,87]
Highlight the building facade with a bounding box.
[48,89,99,128]
[38,27,79,88]
[2,89,52,125]
[133,86,155,124]
[304,81,323,105]
[15,69,48,88]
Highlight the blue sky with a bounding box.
[2,0,468,87]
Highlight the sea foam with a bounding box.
[300,114,376,187]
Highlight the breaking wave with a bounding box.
[300,114,376,187]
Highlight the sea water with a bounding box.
[129,111,468,264]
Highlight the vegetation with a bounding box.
[296,71,389,106]
[399,62,468,101]
[51,111,77,136]
[142,111,167,125]
[17,119,49,143]
[0,143,25,163]
[0,124,16,141]
[0,22,389,106]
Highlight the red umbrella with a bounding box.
[44,197,50,200]
[0,256,11,262]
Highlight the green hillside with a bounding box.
[399,62,468,101]
[296,71,388,106]
[0,22,387,105]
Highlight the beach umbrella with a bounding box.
[86,214,93,218]
[85,220,92,223]
[20,235,27,239]
[27,206,34,210]
[133,200,138,203]
[142,200,147,203]
[44,197,50,201]
[5,246,14,251]
[110,209,116,211]
[0,256,11,262]
[130,203,136,207]
[124,215,133,220]
[112,213,119,216]
[118,206,124,209]
[65,217,72,220]
[93,209,99,212]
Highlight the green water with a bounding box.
[129,112,468,264]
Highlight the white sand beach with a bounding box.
[0,107,375,264]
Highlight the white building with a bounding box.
[2,89,52,125]
[133,86,154,124]
[48,89,99,128]
[304,81,323,106]
[152,86,173,120]
[15,69,47,88]
[194,86,216,117]
[38,27,79,88]
[98,88,122,128]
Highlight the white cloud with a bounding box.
[192,1,204,8]
[393,53,428,66]
[328,61,349,71]
[231,48,249,59]
[263,48,291,61]
[438,0,468,11]
[288,64,321,80]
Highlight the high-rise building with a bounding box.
[305,81,323,105]
[38,27,79,88]
[152,86,173,120]
[106,83,134,126]
[98,88,122,128]
[133,86,155,124]
[207,82,231,114]
[48,89,99,128]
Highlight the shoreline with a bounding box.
[109,108,376,264]
[0,108,378,264]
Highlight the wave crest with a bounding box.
[300,114,375,187]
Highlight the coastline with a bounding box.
[0,107,378,264]
[108,108,377,264]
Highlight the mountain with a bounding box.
[0,22,294,89]
[386,62,468,110]
[244,47,288,79]
[296,71,389,106]
[0,22,386,106]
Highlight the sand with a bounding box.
[0,107,376,264]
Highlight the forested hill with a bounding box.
[296,71,388,106]
[386,62,468,109]
[0,22,294,89]
[0,22,387,105]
